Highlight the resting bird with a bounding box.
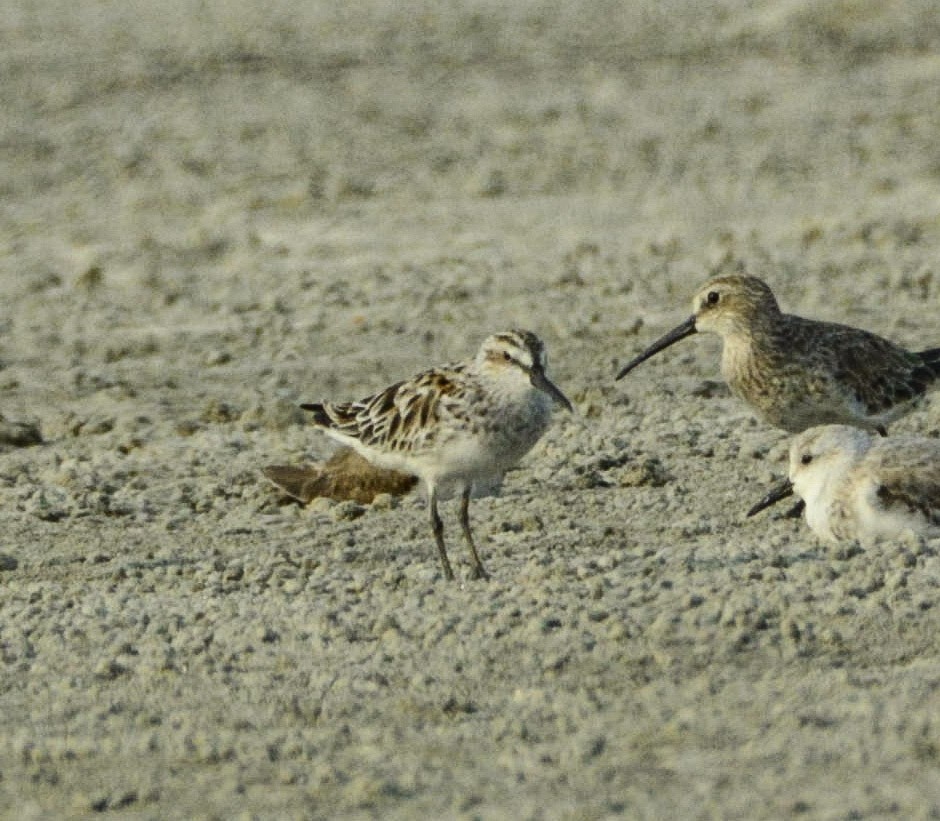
[748,425,940,543]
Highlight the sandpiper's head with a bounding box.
[788,424,872,496]
[690,276,780,337]
[746,424,872,519]
[478,330,572,411]
[616,275,780,380]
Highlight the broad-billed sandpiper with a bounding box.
[616,275,940,434]
[302,330,571,581]
[748,424,940,543]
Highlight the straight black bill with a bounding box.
[531,370,573,412]
[747,479,794,518]
[615,316,697,381]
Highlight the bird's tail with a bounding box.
[301,402,363,436]
[917,347,940,381]
[300,402,333,427]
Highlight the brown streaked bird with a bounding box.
[747,425,940,543]
[301,330,571,581]
[615,275,940,434]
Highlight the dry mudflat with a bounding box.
[3,1,940,817]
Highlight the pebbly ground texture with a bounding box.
[3,0,940,817]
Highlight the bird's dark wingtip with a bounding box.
[917,347,940,381]
[300,403,330,425]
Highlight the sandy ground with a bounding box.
[4,1,940,817]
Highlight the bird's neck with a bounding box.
[719,311,783,375]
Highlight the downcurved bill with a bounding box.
[615,316,697,380]
[531,370,573,412]
[747,479,794,518]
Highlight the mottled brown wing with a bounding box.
[304,365,466,452]
[871,443,940,526]
[794,319,933,414]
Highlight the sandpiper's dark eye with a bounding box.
[706,291,720,306]
[801,454,813,465]
[502,351,512,362]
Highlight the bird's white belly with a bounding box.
[320,388,553,489]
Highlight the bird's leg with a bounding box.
[428,486,455,581]
[459,484,489,581]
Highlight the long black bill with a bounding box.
[615,316,697,380]
[746,479,794,518]
[531,370,573,413]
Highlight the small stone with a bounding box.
[202,400,240,423]
[331,501,366,521]
[75,265,104,289]
[619,458,672,488]
[224,564,244,582]
[0,416,42,447]
[94,658,129,680]
[204,350,232,367]
[308,497,334,514]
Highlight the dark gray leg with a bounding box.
[459,484,489,581]
[429,486,455,581]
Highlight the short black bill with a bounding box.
[747,479,795,518]
[615,316,698,380]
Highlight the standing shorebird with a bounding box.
[615,275,940,434]
[301,330,572,581]
[747,425,940,543]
